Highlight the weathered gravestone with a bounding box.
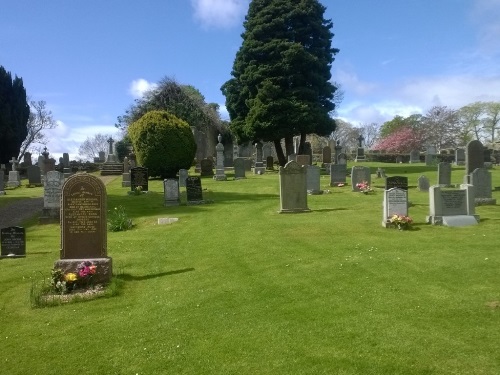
[1,226,26,258]
[130,166,148,192]
[186,176,204,204]
[266,156,274,170]
[322,146,332,164]
[409,150,420,164]
[23,152,32,166]
[417,175,430,192]
[0,172,5,195]
[279,161,310,213]
[40,171,64,223]
[122,157,131,187]
[178,169,188,187]
[244,158,253,172]
[465,140,484,177]
[425,145,437,166]
[233,158,246,179]
[306,165,322,195]
[200,159,214,176]
[426,185,479,226]
[330,164,347,186]
[214,135,227,181]
[351,166,371,192]
[254,141,266,175]
[337,153,347,165]
[287,153,297,162]
[7,157,20,188]
[455,148,465,165]
[27,165,42,186]
[382,188,408,227]
[54,173,112,283]
[437,162,452,186]
[385,176,408,190]
[164,178,180,206]
[395,155,403,163]
[296,154,311,166]
[470,168,496,205]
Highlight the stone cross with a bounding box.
[107,137,114,154]
[42,146,49,160]
[357,134,365,148]
[9,157,19,171]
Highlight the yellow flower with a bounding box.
[64,273,78,282]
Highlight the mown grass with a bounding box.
[0,162,499,375]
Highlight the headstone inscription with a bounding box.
[27,165,42,186]
[382,188,408,227]
[351,166,371,192]
[164,178,180,206]
[330,164,347,186]
[55,173,112,283]
[426,185,479,226]
[1,226,26,257]
[186,176,204,204]
[233,158,246,179]
[306,165,322,195]
[437,162,452,186]
[278,161,310,213]
[385,176,408,191]
[130,166,148,192]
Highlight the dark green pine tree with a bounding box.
[221,0,339,166]
[0,66,30,165]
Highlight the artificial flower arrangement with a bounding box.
[51,261,97,294]
[355,181,373,194]
[389,214,413,230]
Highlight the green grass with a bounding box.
[1,163,500,374]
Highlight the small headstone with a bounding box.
[382,188,408,227]
[409,150,420,164]
[44,158,56,172]
[304,142,313,164]
[278,161,310,213]
[244,158,252,171]
[355,147,366,162]
[1,226,26,257]
[330,164,347,186]
[470,167,496,205]
[385,176,408,190]
[262,143,272,158]
[417,175,430,192]
[322,146,332,164]
[337,153,347,165]
[395,155,403,163]
[426,184,479,226]
[233,158,246,179]
[130,166,148,192]
[178,169,188,187]
[437,162,452,186]
[62,153,70,168]
[0,173,5,195]
[465,140,484,176]
[23,152,32,166]
[38,155,45,175]
[296,154,310,166]
[306,165,322,195]
[200,159,214,176]
[266,156,274,170]
[287,153,297,162]
[186,176,204,204]
[253,141,265,175]
[98,151,106,162]
[27,165,42,186]
[455,148,465,165]
[351,166,371,192]
[163,178,180,206]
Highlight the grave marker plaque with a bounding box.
[186,176,203,203]
[130,166,148,192]
[1,226,26,257]
[383,188,408,227]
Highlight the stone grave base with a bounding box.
[426,215,480,226]
[254,167,266,175]
[53,257,113,284]
[278,208,311,214]
[307,189,323,195]
[475,198,496,206]
[213,174,227,181]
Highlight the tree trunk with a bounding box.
[285,136,294,156]
[273,139,286,166]
[299,132,307,154]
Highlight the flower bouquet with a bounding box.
[355,181,373,194]
[389,214,413,230]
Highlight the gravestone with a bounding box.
[0,172,5,195]
[395,155,403,163]
[437,162,452,186]
[244,158,253,172]
[409,150,420,164]
[426,185,479,226]
[262,143,272,158]
[38,155,45,176]
[296,154,310,166]
[470,168,496,205]
[287,153,297,162]
[39,170,64,223]
[7,157,20,188]
[465,140,484,176]
[455,148,465,165]
[200,159,214,176]
[130,166,148,192]
[55,173,112,283]
[425,145,437,166]
[122,156,130,187]
[303,142,313,165]
[1,226,26,258]
[306,165,322,195]
[44,158,56,173]
[178,169,188,187]
[233,158,246,179]
[351,166,371,192]
[23,152,32,166]
[278,161,310,213]
[214,135,227,181]
[186,176,204,204]
[253,141,265,175]
[163,178,180,206]
[355,147,366,162]
[98,151,106,162]
[334,141,342,164]
[330,164,347,186]
[322,146,332,164]
[266,156,274,170]
[337,153,347,165]
[417,175,430,192]
[385,176,408,190]
[62,153,70,168]
[106,137,116,162]
[27,165,42,186]
[382,188,408,228]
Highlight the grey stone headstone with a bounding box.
[383,188,408,227]
[330,164,347,185]
[233,158,246,179]
[417,175,430,192]
[178,169,188,187]
[98,151,106,162]
[27,165,42,185]
[409,150,420,164]
[287,153,297,162]
[322,146,332,164]
[23,152,32,166]
[296,155,310,166]
[0,173,4,193]
[337,153,347,165]
[455,148,465,165]
[44,171,64,209]
[164,178,180,206]
[278,161,310,213]
[470,167,495,203]
[351,166,371,192]
[306,165,322,195]
[466,140,484,176]
[262,143,272,158]
[437,162,452,186]
[427,184,478,226]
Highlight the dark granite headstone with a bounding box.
[200,159,214,176]
[266,156,274,170]
[385,176,408,190]
[186,176,203,203]
[130,167,148,192]
[465,140,484,176]
[27,165,42,185]
[1,226,26,257]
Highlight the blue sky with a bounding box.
[1,0,499,159]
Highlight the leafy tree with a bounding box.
[357,122,380,148]
[221,0,339,166]
[372,127,424,153]
[128,110,196,178]
[78,133,113,161]
[18,100,58,160]
[421,106,459,149]
[0,66,30,165]
[379,114,422,138]
[115,135,132,162]
[458,102,485,142]
[482,102,500,145]
[329,119,359,151]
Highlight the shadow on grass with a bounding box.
[116,267,195,282]
[312,208,349,212]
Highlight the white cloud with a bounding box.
[191,0,248,29]
[129,79,158,99]
[335,69,378,96]
[471,0,500,55]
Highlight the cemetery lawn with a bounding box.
[1,163,500,375]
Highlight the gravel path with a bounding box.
[0,175,118,229]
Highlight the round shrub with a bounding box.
[128,110,196,178]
